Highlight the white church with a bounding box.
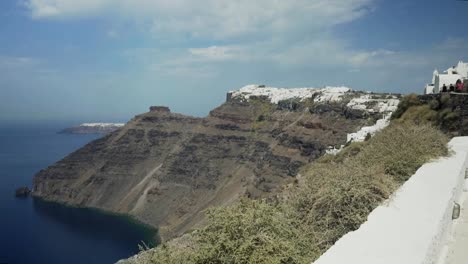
[425,61,468,94]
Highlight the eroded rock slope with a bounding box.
[33,85,399,240]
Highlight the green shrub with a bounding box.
[193,199,315,264]
[391,94,421,119]
[393,93,465,136]
[250,98,276,133]
[397,105,438,125]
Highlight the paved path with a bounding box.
[443,179,468,264]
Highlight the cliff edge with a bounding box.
[33,85,399,240]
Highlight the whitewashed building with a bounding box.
[425,61,468,94]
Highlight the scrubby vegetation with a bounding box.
[125,95,449,264]
[392,93,467,135]
[249,98,276,133]
[289,123,448,251]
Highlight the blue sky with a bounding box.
[0,0,467,122]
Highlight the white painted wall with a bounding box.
[425,84,434,94]
[434,74,462,93]
[312,137,468,264]
[428,61,467,93]
[454,61,468,79]
[439,170,468,263]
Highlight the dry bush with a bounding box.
[291,161,396,250]
[397,105,438,125]
[134,199,316,264]
[394,93,464,135]
[319,142,366,164]
[123,235,196,264]
[193,199,315,264]
[391,93,421,119]
[358,123,448,182]
[289,122,448,259]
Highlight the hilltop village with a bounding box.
[425,61,468,94]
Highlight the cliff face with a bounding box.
[33,86,399,240]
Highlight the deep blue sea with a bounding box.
[0,123,157,264]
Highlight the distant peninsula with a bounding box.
[59,123,125,134]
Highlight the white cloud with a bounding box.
[25,0,111,18]
[436,37,468,51]
[31,0,451,93]
[348,49,396,66]
[235,37,397,68]
[0,55,63,86]
[121,39,400,80]
[106,30,119,38]
[0,56,38,68]
[24,0,375,39]
[23,0,387,75]
[145,0,374,39]
[122,47,220,77]
[189,46,245,61]
[149,63,216,78]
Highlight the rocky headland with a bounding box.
[32,85,400,241]
[59,123,125,134]
[15,186,31,197]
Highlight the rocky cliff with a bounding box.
[33,85,400,240]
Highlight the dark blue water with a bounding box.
[0,123,157,264]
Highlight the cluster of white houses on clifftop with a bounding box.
[425,61,468,94]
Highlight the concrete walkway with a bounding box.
[313,137,468,264]
[441,179,468,264]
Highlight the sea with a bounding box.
[0,123,157,264]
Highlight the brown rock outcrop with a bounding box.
[33,91,395,240]
[149,106,171,113]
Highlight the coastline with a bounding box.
[31,196,161,245]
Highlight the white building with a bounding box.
[425,61,468,94]
[424,84,435,94]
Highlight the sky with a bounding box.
[0,0,467,123]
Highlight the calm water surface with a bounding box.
[0,123,157,264]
